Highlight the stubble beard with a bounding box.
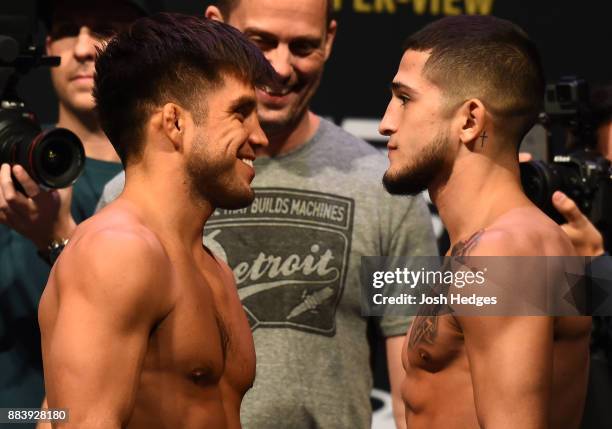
[383,131,450,196]
[185,135,254,211]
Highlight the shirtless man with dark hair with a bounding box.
[38,13,275,428]
[379,15,591,428]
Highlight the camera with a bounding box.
[520,77,612,246]
[520,151,611,225]
[0,2,84,189]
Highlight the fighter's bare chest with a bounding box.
[144,261,255,388]
[404,314,465,373]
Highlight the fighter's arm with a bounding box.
[35,398,50,429]
[41,230,170,428]
[459,315,553,429]
[385,336,407,429]
[455,232,553,429]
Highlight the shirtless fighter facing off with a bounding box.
[38,14,275,428]
[380,16,591,428]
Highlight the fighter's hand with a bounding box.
[552,190,605,257]
[0,163,76,249]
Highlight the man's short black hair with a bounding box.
[93,12,276,165]
[403,15,545,142]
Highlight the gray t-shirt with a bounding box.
[97,118,437,428]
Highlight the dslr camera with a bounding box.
[0,2,84,189]
[520,76,612,247]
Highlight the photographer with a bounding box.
[552,82,611,257]
[540,81,612,429]
[0,0,146,414]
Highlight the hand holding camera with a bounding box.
[520,77,611,253]
[0,4,85,250]
[0,162,75,250]
[551,190,605,257]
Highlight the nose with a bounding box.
[73,26,99,62]
[249,118,269,148]
[265,45,293,82]
[378,101,397,137]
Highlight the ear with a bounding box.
[160,103,189,151]
[205,5,225,22]
[45,36,53,55]
[457,99,487,147]
[323,20,337,61]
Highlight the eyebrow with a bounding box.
[243,27,322,46]
[390,82,419,97]
[229,95,257,116]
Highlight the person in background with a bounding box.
[0,0,147,417]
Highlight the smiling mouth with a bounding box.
[240,158,254,168]
[262,85,293,97]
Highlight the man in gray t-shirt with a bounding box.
[99,1,438,427]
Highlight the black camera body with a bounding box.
[0,2,84,189]
[520,151,611,229]
[0,106,84,188]
[520,76,612,247]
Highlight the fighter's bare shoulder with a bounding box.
[451,211,562,354]
[452,207,575,257]
[51,210,173,317]
[214,254,238,286]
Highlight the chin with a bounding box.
[259,110,290,126]
[260,108,307,136]
[214,187,255,210]
[382,168,428,196]
[67,97,96,113]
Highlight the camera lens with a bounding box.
[520,161,556,208]
[40,140,71,176]
[32,128,85,188]
[520,160,566,223]
[0,109,85,189]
